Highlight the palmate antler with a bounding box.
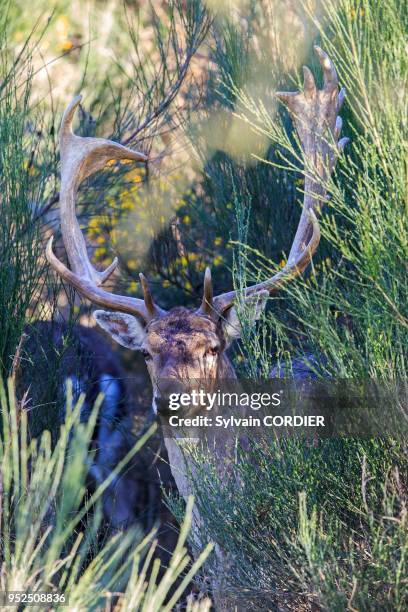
[204,45,349,315]
[46,95,166,322]
[47,47,348,323]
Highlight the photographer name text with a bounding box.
[167,414,325,428]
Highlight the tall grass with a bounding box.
[0,378,213,611]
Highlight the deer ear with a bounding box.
[221,290,269,344]
[94,310,146,350]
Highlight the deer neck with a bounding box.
[217,351,237,380]
[161,350,239,498]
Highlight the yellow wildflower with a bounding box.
[59,40,74,52]
[127,260,138,271]
[125,169,142,183]
[214,255,223,266]
[162,279,171,288]
[214,237,222,246]
[123,202,135,211]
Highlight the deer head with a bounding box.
[46,47,348,414]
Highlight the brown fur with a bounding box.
[143,309,236,405]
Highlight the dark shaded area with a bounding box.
[17,321,179,571]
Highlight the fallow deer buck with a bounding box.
[46,46,348,606]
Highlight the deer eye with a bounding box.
[141,349,152,361]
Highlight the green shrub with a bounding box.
[0,59,48,377]
[180,435,407,610]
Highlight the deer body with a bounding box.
[19,321,137,525]
[45,47,348,607]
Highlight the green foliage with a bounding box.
[0,65,45,377]
[0,7,61,379]
[181,435,407,610]
[0,378,212,610]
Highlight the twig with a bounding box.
[11,333,28,386]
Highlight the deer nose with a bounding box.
[157,377,185,398]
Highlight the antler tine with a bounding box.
[46,95,167,322]
[46,236,161,319]
[302,66,316,99]
[313,46,338,92]
[196,267,214,316]
[139,273,162,319]
[213,46,348,314]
